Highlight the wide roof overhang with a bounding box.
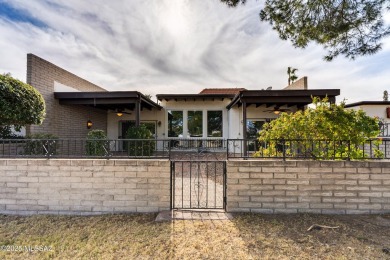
[226,89,341,110]
[157,94,236,102]
[54,91,162,111]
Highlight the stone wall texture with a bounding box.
[26,54,107,138]
[0,159,170,215]
[1,159,390,215]
[227,160,390,214]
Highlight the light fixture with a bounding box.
[274,110,280,115]
[117,112,123,117]
[87,120,93,129]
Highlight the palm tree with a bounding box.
[287,67,298,85]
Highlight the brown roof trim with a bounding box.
[344,101,390,108]
[226,89,340,109]
[156,93,236,101]
[54,91,162,109]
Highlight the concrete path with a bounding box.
[155,210,233,222]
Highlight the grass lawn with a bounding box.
[0,213,389,259]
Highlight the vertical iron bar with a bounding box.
[190,161,192,208]
[206,161,209,208]
[197,161,200,208]
[182,161,184,209]
[214,161,217,208]
[170,161,173,209]
[223,161,226,210]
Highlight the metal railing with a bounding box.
[2,138,390,160]
[379,123,390,137]
[227,138,390,160]
[0,138,226,159]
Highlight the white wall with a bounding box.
[347,105,390,123]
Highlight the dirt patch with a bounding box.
[0,213,389,259]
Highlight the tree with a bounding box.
[221,0,390,61]
[287,67,298,85]
[0,74,45,130]
[255,97,382,159]
[384,90,388,101]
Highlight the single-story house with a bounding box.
[345,101,390,137]
[24,53,340,150]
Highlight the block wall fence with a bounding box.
[227,160,390,214]
[0,159,389,215]
[0,159,170,215]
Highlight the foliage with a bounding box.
[384,90,388,101]
[221,0,390,61]
[24,133,58,156]
[0,74,45,129]
[86,130,109,156]
[125,125,155,156]
[0,126,24,139]
[287,67,298,85]
[254,97,382,159]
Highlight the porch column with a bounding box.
[135,98,141,127]
[242,101,247,156]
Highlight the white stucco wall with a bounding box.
[347,105,390,123]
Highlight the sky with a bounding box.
[0,0,390,104]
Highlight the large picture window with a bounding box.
[187,111,203,137]
[207,111,223,137]
[168,110,183,137]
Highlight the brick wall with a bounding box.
[26,54,107,138]
[0,159,170,215]
[284,77,308,90]
[227,160,390,214]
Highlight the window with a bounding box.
[207,111,223,137]
[246,120,265,139]
[168,110,183,137]
[187,111,203,137]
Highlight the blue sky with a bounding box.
[0,0,389,103]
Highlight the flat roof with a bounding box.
[157,93,236,101]
[227,89,340,109]
[344,101,390,108]
[54,91,162,110]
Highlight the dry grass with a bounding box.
[0,213,389,259]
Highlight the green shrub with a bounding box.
[125,125,155,156]
[86,130,109,156]
[255,97,382,160]
[24,133,58,156]
[0,126,24,139]
[0,74,45,129]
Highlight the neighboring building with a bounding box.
[25,54,340,147]
[345,101,390,137]
[345,101,390,123]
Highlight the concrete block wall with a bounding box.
[227,160,390,214]
[26,54,107,138]
[0,159,170,215]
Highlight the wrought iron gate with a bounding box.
[170,160,226,210]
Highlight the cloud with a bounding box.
[0,0,389,103]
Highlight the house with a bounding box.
[345,101,390,137]
[25,54,340,148]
